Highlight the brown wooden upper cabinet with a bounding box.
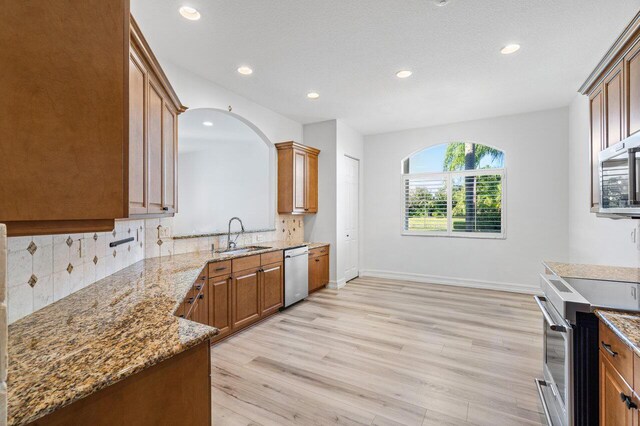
[0,1,185,236]
[128,19,186,217]
[276,142,320,214]
[581,16,640,210]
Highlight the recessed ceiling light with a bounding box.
[179,6,201,21]
[307,92,320,100]
[396,70,413,79]
[237,66,253,75]
[202,121,213,127]
[500,44,521,55]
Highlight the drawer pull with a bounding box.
[194,284,202,291]
[620,393,638,410]
[601,341,618,357]
[187,297,194,304]
[198,294,204,300]
[315,259,320,262]
[214,266,226,272]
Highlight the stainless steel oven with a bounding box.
[535,293,573,426]
[599,133,640,216]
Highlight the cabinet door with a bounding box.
[604,62,624,148]
[147,80,164,214]
[318,254,329,287]
[196,286,208,325]
[306,153,318,213]
[308,257,319,293]
[232,268,261,329]
[626,42,640,137]
[600,354,636,426]
[128,51,147,215]
[261,262,283,316]
[162,103,177,213]
[590,84,604,208]
[209,275,232,339]
[294,150,307,213]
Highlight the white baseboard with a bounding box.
[359,269,539,295]
[327,278,347,290]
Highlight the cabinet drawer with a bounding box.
[232,254,260,272]
[261,250,283,266]
[208,260,232,278]
[599,321,634,384]
[309,246,329,258]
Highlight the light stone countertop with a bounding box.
[595,309,640,357]
[8,240,328,425]
[543,261,640,284]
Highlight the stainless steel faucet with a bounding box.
[227,217,245,250]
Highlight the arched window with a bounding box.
[401,142,505,238]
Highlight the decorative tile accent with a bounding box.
[157,239,163,246]
[26,242,37,256]
[66,264,73,274]
[93,234,98,242]
[127,228,131,235]
[93,256,98,265]
[65,237,73,248]
[28,275,37,288]
[112,250,117,258]
[112,230,116,238]
[127,246,131,252]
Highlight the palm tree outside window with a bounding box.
[401,142,505,238]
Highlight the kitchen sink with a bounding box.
[215,245,271,256]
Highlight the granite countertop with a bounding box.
[595,309,640,357]
[8,240,327,425]
[544,261,640,284]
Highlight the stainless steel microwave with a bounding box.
[599,133,640,217]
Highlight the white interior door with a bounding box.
[343,155,359,281]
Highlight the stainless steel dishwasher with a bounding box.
[283,246,309,308]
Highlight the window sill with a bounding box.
[401,231,506,240]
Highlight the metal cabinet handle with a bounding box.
[214,266,226,272]
[194,284,202,291]
[533,296,567,332]
[315,259,320,262]
[162,207,169,211]
[534,379,554,426]
[198,294,204,300]
[187,297,194,304]
[620,393,638,410]
[601,341,618,357]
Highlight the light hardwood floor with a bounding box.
[210,276,546,426]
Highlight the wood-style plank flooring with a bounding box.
[210,276,546,425]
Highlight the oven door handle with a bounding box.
[533,295,567,333]
[535,379,554,426]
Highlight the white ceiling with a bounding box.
[131,0,640,135]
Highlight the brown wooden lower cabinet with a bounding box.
[600,354,637,426]
[179,247,328,343]
[231,266,262,329]
[32,341,211,425]
[261,262,284,316]
[309,246,330,293]
[208,274,232,341]
[598,319,640,425]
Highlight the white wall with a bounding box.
[161,61,303,147]
[303,121,338,283]
[362,108,570,293]
[568,95,640,266]
[303,120,364,287]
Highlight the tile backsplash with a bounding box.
[5,214,303,324]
